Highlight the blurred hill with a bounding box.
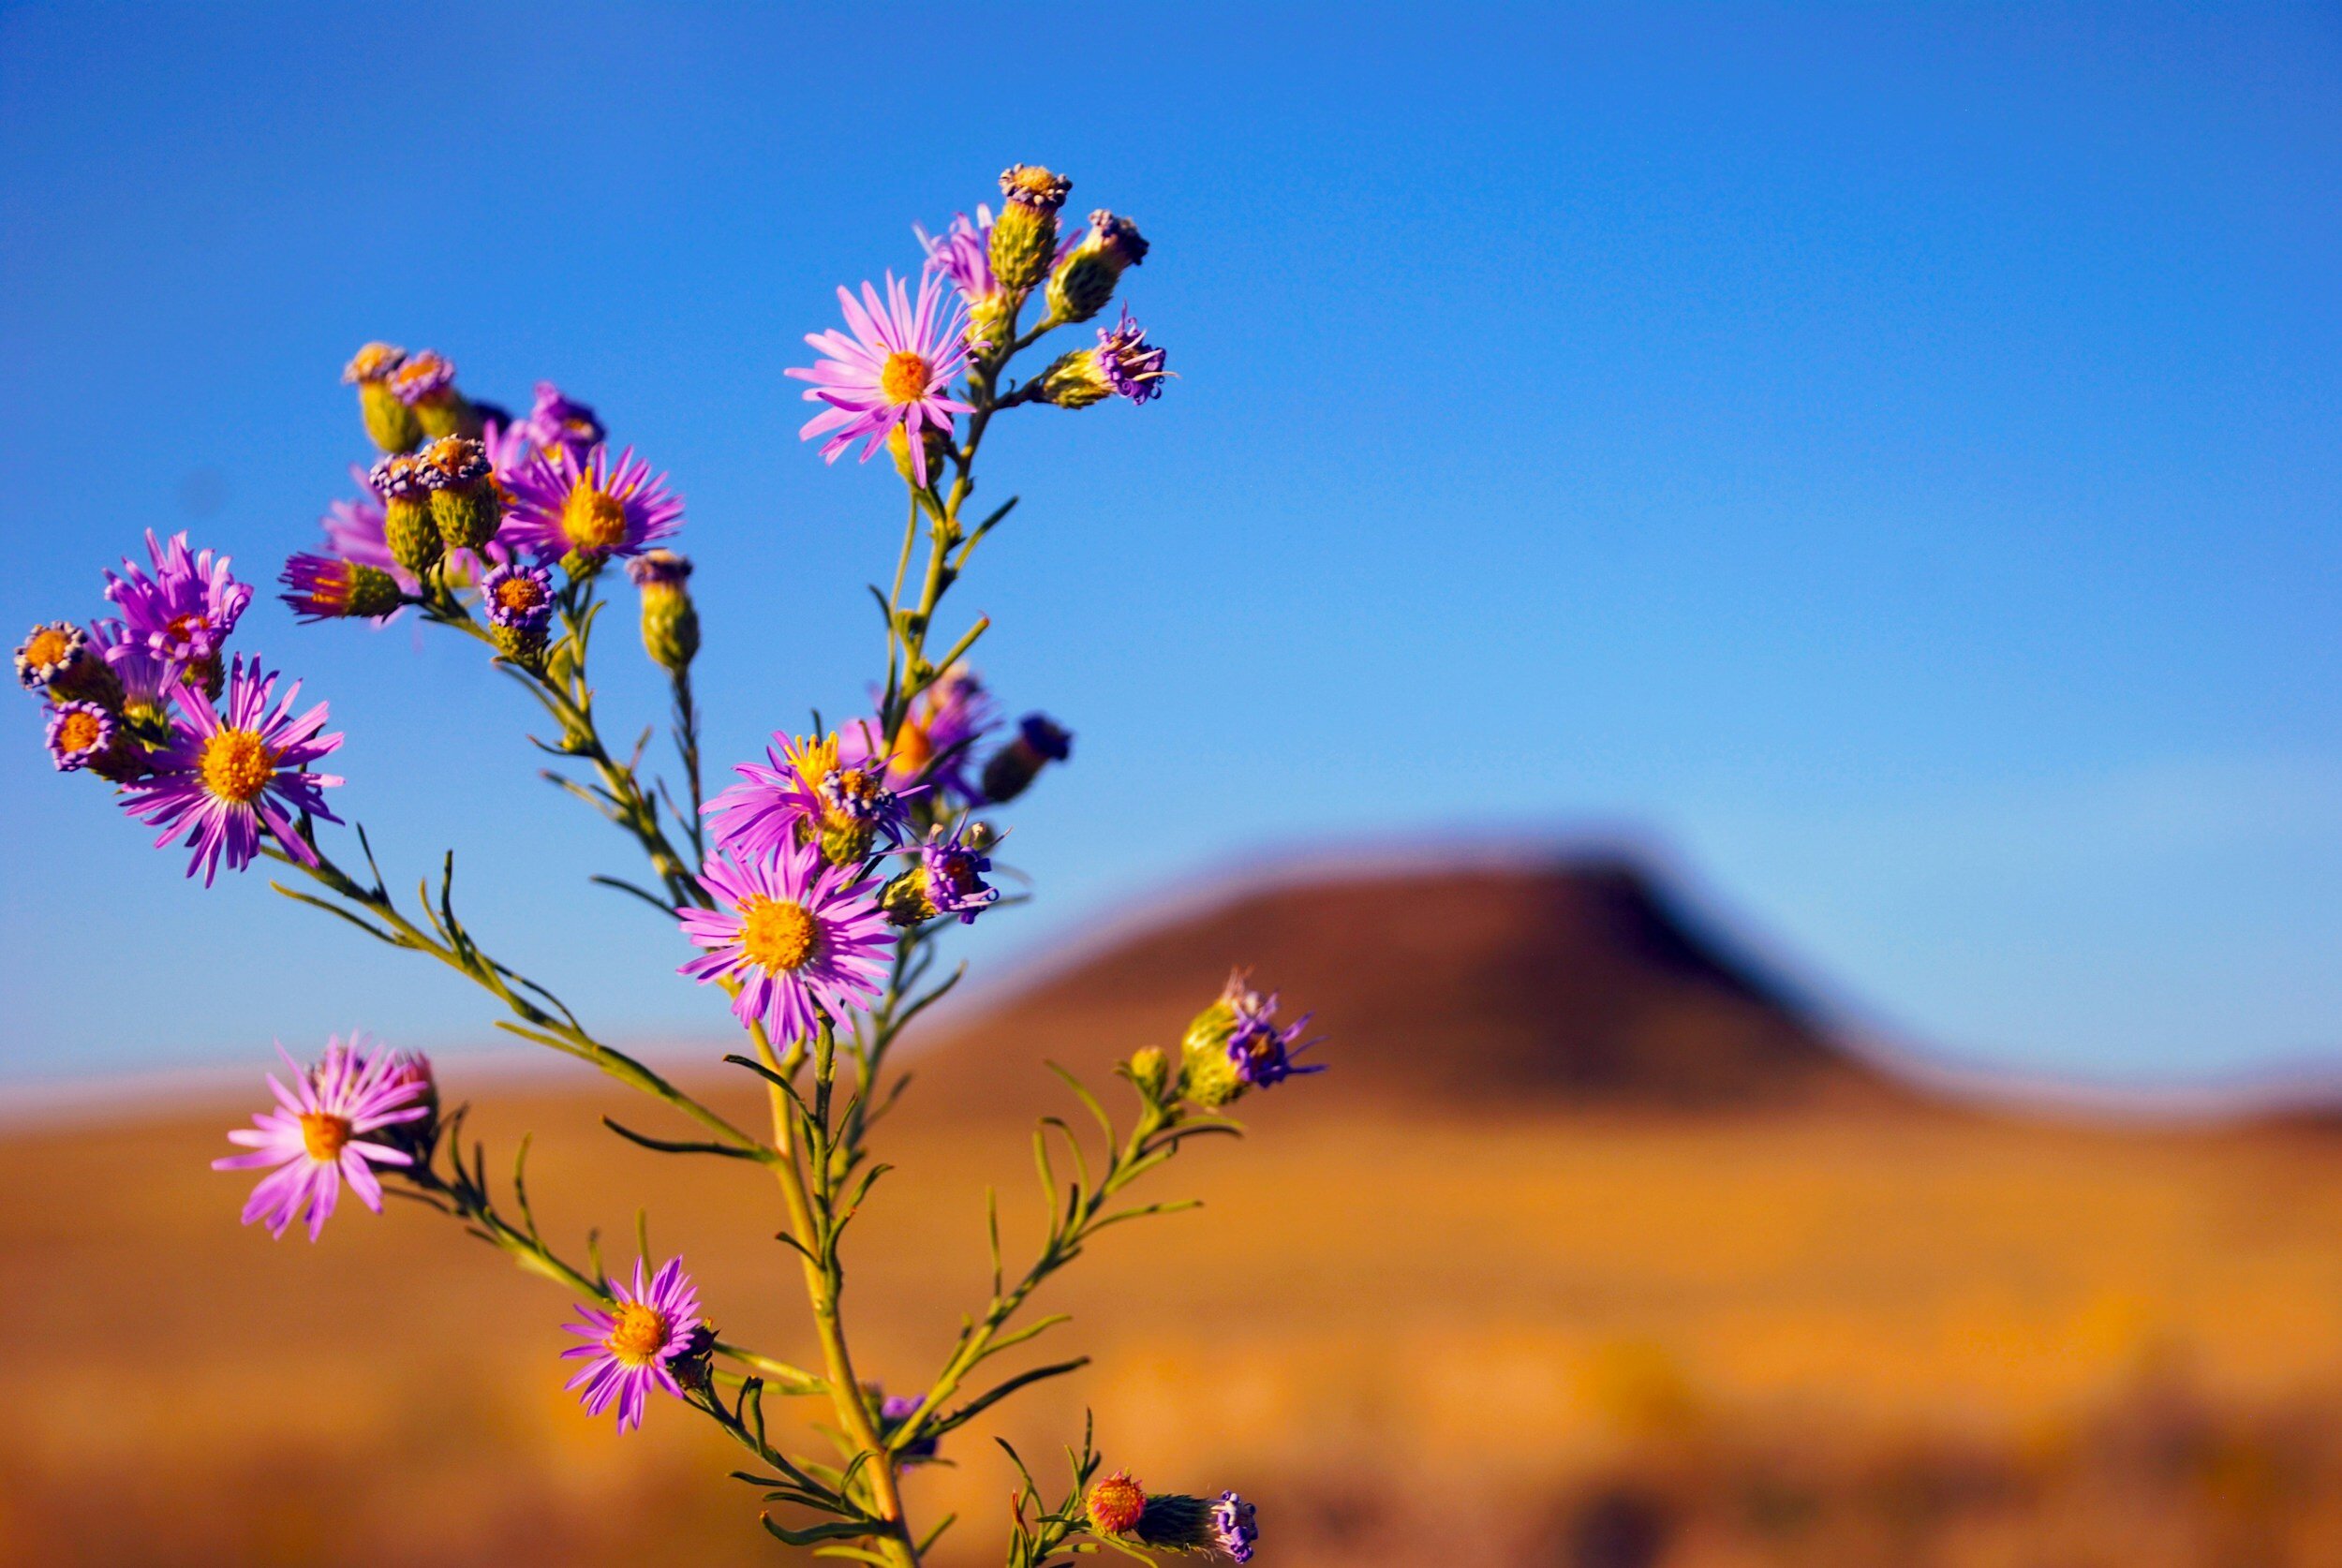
[9,853,2342,1567]
[912,857,1895,1118]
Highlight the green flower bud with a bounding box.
[1045,210,1149,326]
[989,164,1073,294]
[383,497,442,576]
[1126,1046,1172,1102]
[1179,1035,1245,1110]
[490,618,548,665]
[881,866,940,927]
[887,422,954,491]
[360,381,422,453]
[820,814,875,867]
[626,551,699,674]
[417,436,502,552]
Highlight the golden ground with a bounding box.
[7,1076,2342,1566]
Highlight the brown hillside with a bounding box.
[907,857,1892,1117]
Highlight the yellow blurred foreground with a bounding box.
[7,1079,2342,1566]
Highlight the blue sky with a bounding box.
[3,3,2337,1088]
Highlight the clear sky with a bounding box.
[3,3,2337,1089]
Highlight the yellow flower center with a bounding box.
[739,896,819,973]
[495,576,546,614]
[880,351,931,405]
[24,627,72,667]
[299,1112,351,1161]
[604,1302,671,1367]
[55,710,103,753]
[199,727,275,804]
[563,482,630,551]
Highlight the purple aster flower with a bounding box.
[915,823,997,925]
[92,620,184,717]
[704,728,915,865]
[1223,972,1326,1091]
[480,562,556,633]
[877,1392,940,1461]
[677,836,894,1045]
[102,530,253,665]
[1211,1493,1259,1563]
[120,654,344,885]
[44,701,115,772]
[839,667,999,805]
[212,1035,430,1241]
[1096,309,1170,404]
[503,442,684,562]
[520,381,606,461]
[386,348,457,407]
[787,272,977,488]
[559,1256,705,1434]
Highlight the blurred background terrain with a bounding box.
[11,856,2342,1566]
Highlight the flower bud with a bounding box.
[820,815,876,867]
[345,342,422,452]
[625,551,699,674]
[1126,1045,1171,1102]
[876,1392,940,1462]
[1045,210,1149,326]
[989,164,1073,294]
[378,1049,440,1161]
[279,555,403,623]
[1131,1493,1214,1552]
[16,621,121,708]
[387,349,479,439]
[887,422,954,491]
[979,713,1072,804]
[1085,1471,1147,1536]
[416,436,503,552]
[673,1322,719,1396]
[881,866,939,928]
[1034,309,1169,409]
[482,562,556,664]
[371,453,442,576]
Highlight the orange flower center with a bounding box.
[299,1112,351,1161]
[23,627,73,667]
[880,351,931,405]
[199,727,274,804]
[563,482,629,551]
[1087,1472,1147,1534]
[604,1302,671,1366]
[495,576,546,614]
[889,720,934,777]
[55,710,103,753]
[739,896,819,973]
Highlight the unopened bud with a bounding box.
[887,422,954,491]
[1126,1046,1171,1102]
[819,814,875,867]
[979,714,1072,804]
[1085,1472,1147,1537]
[416,436,502,551]
[387,349,478,439]
[625,551,699,673]
[346,342,422,452]
[881,866,940,927]
[1045,210,1149,326]
[371,453,441,576]
[989,164,1073,294]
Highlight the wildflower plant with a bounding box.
[24,163,1304,1565]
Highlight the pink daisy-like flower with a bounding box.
[503,443,684,563]
[703,724,916,865]
[212,1035,430,1241]
[560,1256,705,1433]
[786,272,977,487]
[120,654,344,885]
[103,530,253,665]
[838,665,1000,805]
[678,836,894,1045]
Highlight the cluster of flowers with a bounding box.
[15,531,343,885]
[26,161,1298,1565]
